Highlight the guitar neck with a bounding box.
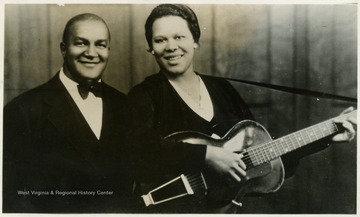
[141,110,356,208]
[246,111,355,166]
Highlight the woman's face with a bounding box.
[151,16,197,76]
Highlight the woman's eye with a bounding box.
[175,36,184,40]
[154,38,164,43]
[96,43,107,48]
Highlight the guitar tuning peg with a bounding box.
[231,200,242,207]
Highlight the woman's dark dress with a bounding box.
[125,72,328,213]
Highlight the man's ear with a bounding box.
[60,42,66,57]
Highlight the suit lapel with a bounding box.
[43,74,100,151]
[99,84,115,143]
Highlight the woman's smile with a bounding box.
[152,16,196,75]
[164,54,184,64]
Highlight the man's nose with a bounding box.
[84,44,97,57]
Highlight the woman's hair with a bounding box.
[145,4,201,50]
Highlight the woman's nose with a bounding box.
[165,39,178,51]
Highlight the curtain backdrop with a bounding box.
[4,4,357,213]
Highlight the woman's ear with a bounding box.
[147,49,155,55]
[146,48,155,55]
[194,43,199,49]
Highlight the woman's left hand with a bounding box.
[331,107,357,142]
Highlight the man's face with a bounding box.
[61,20,110,83]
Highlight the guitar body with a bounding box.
[165,120,285,210]
[141,110,355,213]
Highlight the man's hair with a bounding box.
[62,13,111,43]
[145,4,201,50]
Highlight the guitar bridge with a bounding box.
[141,173,206,206]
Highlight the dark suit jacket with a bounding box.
[3,73,136,213]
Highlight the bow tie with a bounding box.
[77,82,103,99]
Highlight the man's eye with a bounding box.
[74,42,86,46]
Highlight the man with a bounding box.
[3,13,135,213]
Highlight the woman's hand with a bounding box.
[331,107,357,142]
[205,146,247,182]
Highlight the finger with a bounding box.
[335,107,356,123]
[238,159,247,170]
[333,117,357,127]
[332,129,355,142]
[332,119,355,142]
[343,121,355,134]
[332,133,345,142]
[229,171,241,182]
[343,121,356,141]
[237,154,247,169]
[234,164,247,177]
[341,106,354,115]
[347,116,357,125]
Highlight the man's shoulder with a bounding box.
[102,82,127,100]
[4,75,60,109]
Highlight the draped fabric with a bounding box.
[4,4,357,213]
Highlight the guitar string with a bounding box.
[186,173,209,191]
[244,119,338,165]
[259,120,334,161]
[242,157,254,169]
[188,177,203,184]
[150,112,353,203]
[188,179,204,185]
[246,120,339,165]
[165,112,352,197]
[187,175,203,183]
[245,112,344,167]
[190,183,206,190]
[188,179,206,191]
[188,181,202,186]
[249,121,329,162]
[241,155,253,165]
[188,179,204,184]
[251,112,349,165]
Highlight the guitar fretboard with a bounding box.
[244,111,355,167]
[142,110,356,207]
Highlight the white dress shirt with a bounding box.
[59,69,103,139]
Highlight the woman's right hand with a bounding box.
[205,146,247,182]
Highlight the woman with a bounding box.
[125,4,356,213]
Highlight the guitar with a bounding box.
[140,110,356,211]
